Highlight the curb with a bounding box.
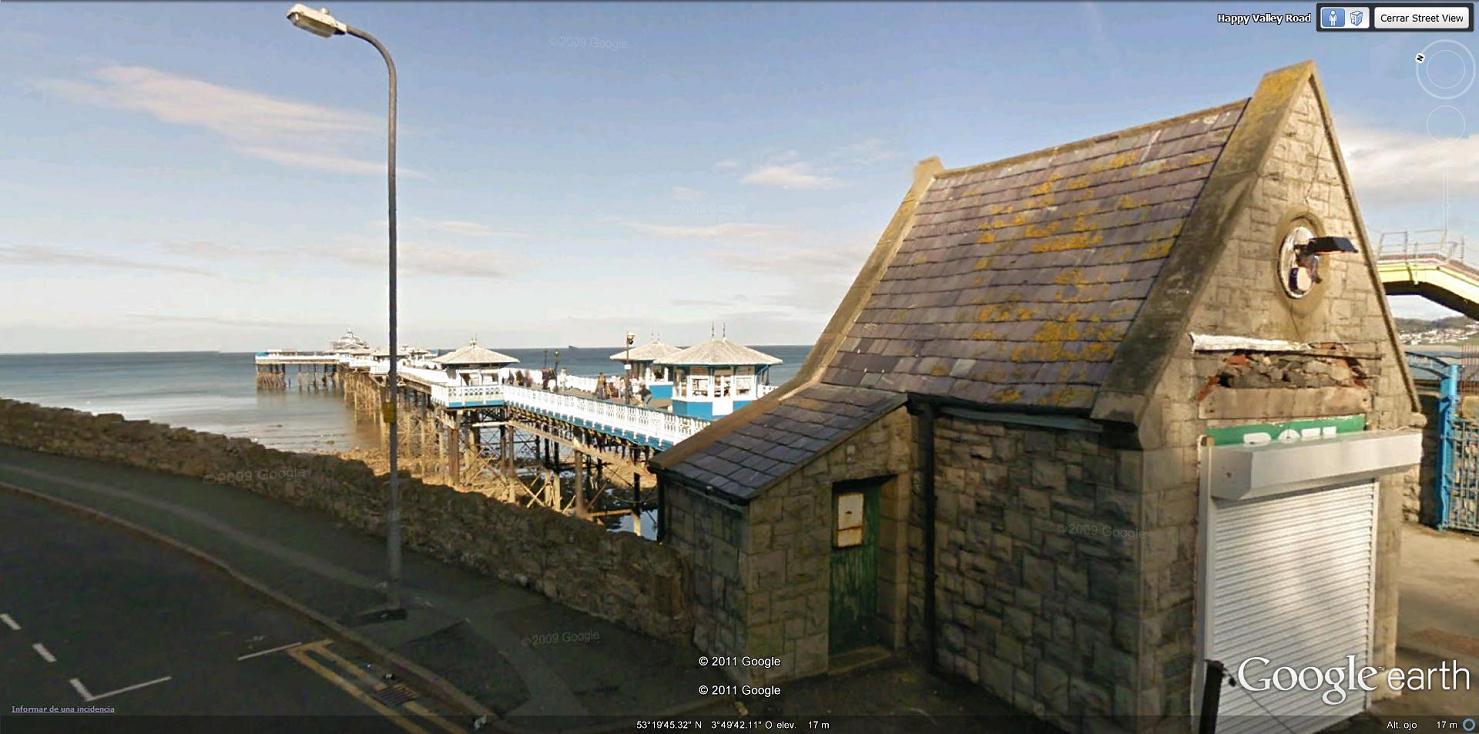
[0,479,502,731]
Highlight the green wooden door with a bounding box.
[828,481,880,655]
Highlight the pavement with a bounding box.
[0,445,715,733]
[1357,523,1479,730]
[2,442,1475,733]
[0,488,460,734]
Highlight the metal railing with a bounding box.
[501,385,711,446]
[1378,229,1467,264]
[431,383,505,407]
[559,374,600,393]
[254,352,343,364]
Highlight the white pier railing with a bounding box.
[501,385,710,447]
[559,374,600,393]
[349,360,718,447]
[431,383,506,408]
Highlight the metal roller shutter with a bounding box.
[1210,481,1376,734]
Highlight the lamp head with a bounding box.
[1300,236,1359,255]
[286,4,347,38]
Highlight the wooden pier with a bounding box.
[256,347,711,533]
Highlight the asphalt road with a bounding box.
[0,488,465,734]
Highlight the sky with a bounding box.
[2,1,1476,353]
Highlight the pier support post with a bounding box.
[632,472,642,537]
[573,451,586,518]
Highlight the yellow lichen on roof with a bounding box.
[1135,159,1167,177]
[1144,239,1175,259]
[1030,181,1054,196]
[1088,150,1141,173]
[1186,150,1220,167]
[977,231,997,244]
[974,257,993,271]
[1117,194,1149,210]
[996,387,1023,403]
[1025,221,1063,238]
[1034,322,1081,342]
[1053,269,1085,285]
[1030,231,1105,253]
[1047,385,1090,407]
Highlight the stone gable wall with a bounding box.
[1139,78,1419,721]
[925,415,1138,727]
[666,406,914,684]
[0,398,691,643]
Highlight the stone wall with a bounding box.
[928,415,1136,726]
[1416,390,1442,525]
[1135,76,1420,723]
[0,398,691,643]
[662,484,747,674]
[665,406,914,684]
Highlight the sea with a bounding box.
[0,345,813,454]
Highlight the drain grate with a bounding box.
[372,682,419,707]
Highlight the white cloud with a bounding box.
[127,313,342,329]
[38,65,398,177]
[741,162,840,190]
[1341,124,1479,200]
[159,238,506,280]
[671,186,704,201]
[714,159,742,170]
[0,244,215,276]
[369,218,524,238]
[833,138,898,167]
[625,221,795,242]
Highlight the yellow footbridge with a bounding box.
[1377,230,1479,318]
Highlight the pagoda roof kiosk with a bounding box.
[655,337,781,419]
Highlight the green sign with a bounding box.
[1206,415,1366,447]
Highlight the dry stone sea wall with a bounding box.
[0,398,690,643]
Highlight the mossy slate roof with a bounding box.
[660,97,1253,499]
[821,100,1247,411]
[665,383,903,499]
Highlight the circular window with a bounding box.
[1279,224,1317,298]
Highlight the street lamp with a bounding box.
[624,330,636,405]
[286,4,405,620]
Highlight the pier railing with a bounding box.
[501,385,711,447]
[431,383,506,408]
[559,374,600,393]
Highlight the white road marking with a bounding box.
[0,613,19,631]
[32,643,55,663]
[237,641,302,661]
[69,675,171,703]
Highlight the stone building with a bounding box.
[652,61,1423,731]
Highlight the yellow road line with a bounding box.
[309,639,387,689]
[405,700,467,734]
[296,639,466,734]
[287,645,430,734]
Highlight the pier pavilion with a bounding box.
[655,337,781,419]
[434,338,518,384]
[651,61,1422,731]
[610,338,682,401]
[329,329,370,353]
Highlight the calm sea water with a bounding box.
[0,345,812,454]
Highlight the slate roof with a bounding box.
[656,337,782,367]
[609,339,683,363]
[820,100,1247,412]
[655,89,1267,501]
[661,383,904,499]
[434,339,518,367]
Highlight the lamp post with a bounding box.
[286,4,405,618]
[624,330,636,405]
